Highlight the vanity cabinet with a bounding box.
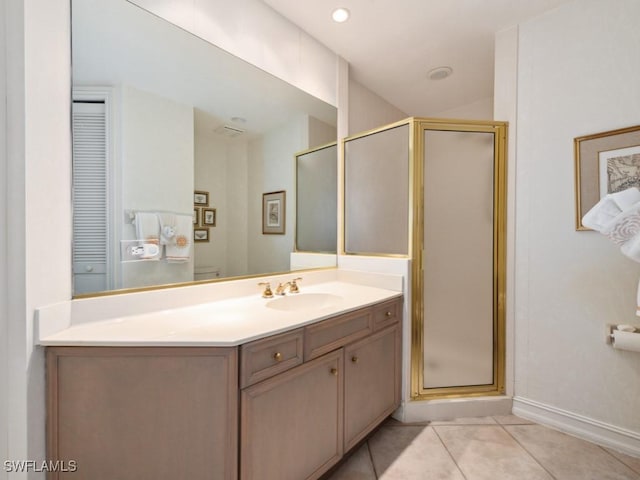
[344,322,401,450]
[239,297,402,480]
[46,347,238,480]
[240,350,343,480]
[45,296,402,480]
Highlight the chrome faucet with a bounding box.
[275,277,302,296]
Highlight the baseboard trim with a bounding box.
[513,396,640,457]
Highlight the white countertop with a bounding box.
[38,281,402,347]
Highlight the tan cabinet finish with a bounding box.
[240,350,343,480]
[46,296,402,480]
[344,324,402,450]
[240,328,304,388]
[46,347,238,480]
[304,308,372,360]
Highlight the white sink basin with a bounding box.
[266,293,343,311]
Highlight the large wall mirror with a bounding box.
[71,0,338,296]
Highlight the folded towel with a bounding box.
[158,213,192,263]
[133,212,161,260]
[582,187,640,232]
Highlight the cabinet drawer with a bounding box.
[304,308,372,361]
[240,329,304,388]
[373,297,402,331]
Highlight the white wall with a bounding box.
[506,0,640,454]
[3,0,72,476]
[129,0,337,107]
[348,78,408,135]
[432,97,494,121]
[194,131,231,277]
[120,85,194,288]
[247,117,305,275]
[0,0,9,472]
[226,142,250,278]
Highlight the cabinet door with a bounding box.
[241,349,343,480]
[47,347,237,480]
[344,323,401,450]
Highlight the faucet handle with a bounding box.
[258,282,273,298]
[290,277,303,293]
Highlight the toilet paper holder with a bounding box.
[605,323,639,344]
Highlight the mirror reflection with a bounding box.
[296,143,338,253]
[71,0,337,296]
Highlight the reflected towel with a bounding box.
[133,212,161,260]
[158,213,192,263]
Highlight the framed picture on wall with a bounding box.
[194,228,209,242]
[194,190,209,206]
[202,208,216,227]
[193,208,199,225]
[262,190,286,234]
[574,125,640,230]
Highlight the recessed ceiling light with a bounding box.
[427,66,453,81]
[332,8,350,23]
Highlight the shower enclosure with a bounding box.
[343,118,507,400]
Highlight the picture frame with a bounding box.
[194,228,209,243]
[202,208,216,227]
[262,190,286,234]
[194,190,209,206]
[574,125,640,230]
[193,208,199,225]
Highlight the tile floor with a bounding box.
[323,416,640,480]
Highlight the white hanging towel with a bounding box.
[158,213,192,263]
[133,212,161,260]
[582,187,640,261]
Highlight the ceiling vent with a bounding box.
[214,125,245,138]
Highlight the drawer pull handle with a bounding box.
[330,367,338,376]
[273,352,282,361]
[385,311,392,317]
[351,356,359,363]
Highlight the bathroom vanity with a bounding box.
[43,287,402,480]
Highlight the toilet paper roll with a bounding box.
[612,330,640,353]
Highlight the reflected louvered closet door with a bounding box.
[72,101,109,294]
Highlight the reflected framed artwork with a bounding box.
[262,190,285,234]
[202,208,216,227]
[194,228,209,242]
[194,190,209,206]
[574,125,640,230]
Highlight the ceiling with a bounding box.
[262,0,571,116]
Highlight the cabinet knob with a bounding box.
[273,352,282,362]
[85,265,94,272]
[385,311,392,317]
[330,367,338,376]
[351,356,359,363]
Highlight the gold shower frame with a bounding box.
[410,118,508,400]
[341,117,507,400]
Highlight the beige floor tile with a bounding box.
[493,414,535,425]
[383,417,430,427]
[505,425,640,480]
[324,443,377,480]
[434,425,553,480]
[429,416,497,425]
[368,426,465,480]
[605,448,640,475]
